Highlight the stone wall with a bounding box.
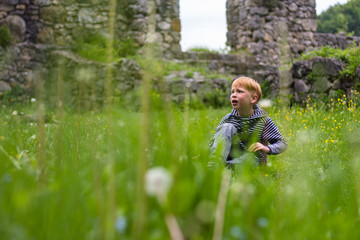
[182,51,279,97]
[0,0,36,44]
[0,0,182,97]
[1,0,360,104]
[292,58,360,103]
[226,0,316,65]
[0,0,181,54]
[226,0,360,64]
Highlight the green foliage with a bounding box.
[1,85,25,104]
[260,80,271,99]
[301,42,360,79]
[116,37,137,57]
[74,32,137,62]
[187,47,220,54]
[0,25,12,49]
[317,0,360,35]
[2,93,360,239]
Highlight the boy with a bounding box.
[210,76,287,165]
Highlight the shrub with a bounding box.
[74,32,137,62]
[301,42,360,79]
[0,25,12,49]
[187,46,219,53]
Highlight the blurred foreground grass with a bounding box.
[1,93,360,240]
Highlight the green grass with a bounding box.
[301,42,360,79]
[1,91,360,239]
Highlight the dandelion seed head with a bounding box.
[145,167,173,202]
[258,99,272,109]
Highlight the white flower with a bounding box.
[12,110,18,116]
[258,99,272,109]
[145,167,173,203]
[31,98,36,103]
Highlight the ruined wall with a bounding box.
[0,0,181,53]
[225,0,360,100]
[292,58,360,103]
[0,0,181,96]
[227,0,316,65]
[1,0,360,103]
[226,0,360,63]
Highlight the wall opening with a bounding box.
[179,0,227,51]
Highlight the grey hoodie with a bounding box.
[210,105,287,164]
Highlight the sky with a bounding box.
[179,0,349,51]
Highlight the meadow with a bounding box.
[1,89,360,240]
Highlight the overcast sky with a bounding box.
[179,0,349,51]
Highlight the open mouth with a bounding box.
[232,100,238,104]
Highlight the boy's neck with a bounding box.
[236,105,255,117]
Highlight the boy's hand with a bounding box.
[249,142,270,154]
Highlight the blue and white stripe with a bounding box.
[211,105,287,163]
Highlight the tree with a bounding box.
[317,0,360,35]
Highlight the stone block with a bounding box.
[0,11,7,19]
[3,15,26,43]
[33,0,51,6]
[157,21,171,30]
[130,18,146,31]
[309,0,316,8]
[28,15,38,20]
[37,26,54,43]
[16,4,26,10]
[79,8,104,24]
[312,58,344,77]
[295,79,309,93]
[253,30,264,41]
[19,0,29,4]
[248,15,262,30]
[0,81,11,93]
[332,79,341,89]
[26,9,38,15]
[292,60,311,78]
[6,0,19,5]
[40,6,66,24]
[0,4,14,11]
[164,34,173,43]
[299,19,316,32]
[171,18,181,32]
[12,10,25,15]
[312,76,330,93]
[356,66,360,82]
[250,7,268,16]
[263,32,273,42]
[288,3,298,12]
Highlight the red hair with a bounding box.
[232,76,262,102]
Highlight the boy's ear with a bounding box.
[251,94,258,104]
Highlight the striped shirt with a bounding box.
[211,105,287,164]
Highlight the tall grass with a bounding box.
[2,1,360,239]
[1,92,360,239]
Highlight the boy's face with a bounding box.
[230,86,258,116]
